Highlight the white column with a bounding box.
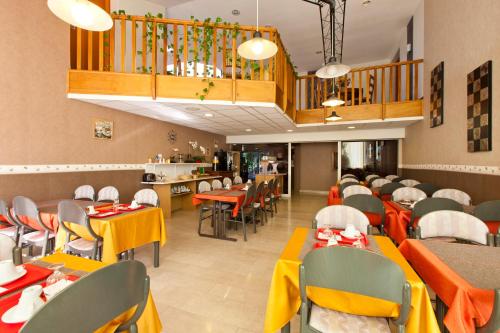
[337,141,342,180]
[398,139,403,176]
[285,142,292,198]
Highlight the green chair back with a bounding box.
[379,182,405,197]
[343,194,386,235]
[474,200,500,222]
[414,183,440,197]
[299,246,411,332]
[20,260,149,333]
[410,197,464,227]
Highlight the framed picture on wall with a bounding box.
[93,119,113,140]
[467,60,492,152]
[430,61,444,128]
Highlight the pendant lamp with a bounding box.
[48,0,113,32]
[237,0,278,60]
[325,111,342,121]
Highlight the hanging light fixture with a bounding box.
[323,77,345,107]
[325,110,342,121]
[47,0,113,32]
[237,0,278,60]
[315,1,350,78]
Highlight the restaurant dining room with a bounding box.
[1,0,499,332]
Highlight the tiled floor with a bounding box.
[134,193,327,333]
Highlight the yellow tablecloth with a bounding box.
[263,227,439,333]
[55,207,167,263]
[41,253,162,333]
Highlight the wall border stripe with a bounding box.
[0,164,145,175]
[400,164,500,176]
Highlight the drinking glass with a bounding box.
[46,263,66,286]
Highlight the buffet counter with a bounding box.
[142,176,221,217]
[255,173,286,192]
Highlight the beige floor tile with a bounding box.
[134,193,328,333]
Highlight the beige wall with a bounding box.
[0,1,225,165]
[403,0,500,166]
[0,1,226,202]
[295,143,337,192]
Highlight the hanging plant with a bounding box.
[112,11,242,99]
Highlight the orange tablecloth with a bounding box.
[327,186,340,205]
[399,239,496,333]
[264,228,439,333]
[383,201,412,244]
[192,190,246,217]
[484,221,500,234]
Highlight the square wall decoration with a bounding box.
[93,119,113,140]
[430,61,444,127]
[467,60,492,152]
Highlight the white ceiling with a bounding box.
[156,0,422,72]
[70,94,422,136]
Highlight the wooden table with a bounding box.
[192,188,247,242]
[399,239,500,333]
[264,227,439,333]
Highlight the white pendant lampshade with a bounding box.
[238,31,278,61]
[237,0,278,60]
[316,56,351,79]
[325,111,342,121]
[323,95,345,107]
[47,0,113,32]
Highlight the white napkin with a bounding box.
[43,280,73,300]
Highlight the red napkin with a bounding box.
[0,275,79,331]
[88,210,122,218]
[0,265,52,298]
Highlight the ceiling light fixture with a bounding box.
[362,0,372,6]
[204,113,213,117]
[237,0,278,60]
[47,0,113,31]
[325,111,342,121]
[245,128,252,132]
[232,9,240,16]
[287,129,294,132]
[348,126,356,129]
[315,1,350,78]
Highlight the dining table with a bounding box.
[327,195,400,237]
[399,238,500,333]
[47,200,167,266]
[0,253,163,333]
[264,227,439,333]
[192,185,248,242]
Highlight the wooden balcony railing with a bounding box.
[296,59,423,111]
[71,14,297,118]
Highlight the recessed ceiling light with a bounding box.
[287,129,293,132]
[348,126,356,129]
[185,106,200,111]
[245,128,252,132]
[204,113,213,117]
[232,9,240,16]
[362,0,372,6]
